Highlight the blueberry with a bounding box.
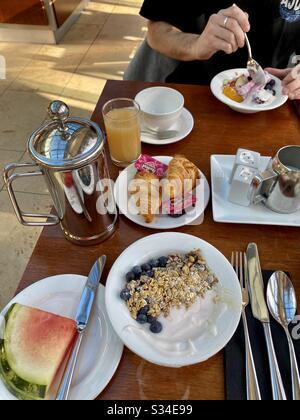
[139,305,150,316]
[272,89,276,96]
[158,256,168,267]
[269,79,276,87]
[120,289,131,301]
[146,270,154,278]
[149,259,160,268]
[147,315,157,324]
[265,83,273,91]
[137,314,148,324]
[141,263,151,272]
[126,271,135,282]
[150,320,163,334]
[132,266,142,278]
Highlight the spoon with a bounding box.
[245,33,267,86]
[141,128,179,140]
[267,271,300,400]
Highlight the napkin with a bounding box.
[225,270,300,400]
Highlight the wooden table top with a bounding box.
[18,80,300,400]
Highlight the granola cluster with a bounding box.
[125,250,219,320]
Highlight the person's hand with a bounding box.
[266,65,300,100]
[194,4,250,60]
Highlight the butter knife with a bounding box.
[56,255,106,400]
[246,243,287,400]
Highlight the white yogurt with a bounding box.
[122,286,236,359]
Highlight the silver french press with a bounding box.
[3,101,118,245]
[250,145,300,214]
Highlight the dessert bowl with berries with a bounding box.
[105,233,242,367]
[211,68,288,114]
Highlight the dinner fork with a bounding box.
[232,252,262,400]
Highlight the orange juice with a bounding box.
[104,107,141,167]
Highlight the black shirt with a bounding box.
[140,0,300,84]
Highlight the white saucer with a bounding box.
[105,233,242,367]
[0,276,123,401]
[141,108,194,145]
[114,156,210,230]
[211,154,300,227]
[210,68,288,114]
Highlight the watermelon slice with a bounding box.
[0,303,77,400]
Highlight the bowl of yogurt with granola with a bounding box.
[211,68,288,114]
[105,232,242,367]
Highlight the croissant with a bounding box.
[129,172,161,223]
[164,155,200,199]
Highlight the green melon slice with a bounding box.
[0,304,77,400]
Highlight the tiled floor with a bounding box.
[0,0,145,309]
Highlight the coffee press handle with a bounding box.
[249,170,278,205]
[3,162,60,227]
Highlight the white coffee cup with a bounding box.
[135,87,184,131]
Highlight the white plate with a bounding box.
[105,233,242,368]
[141,108,194,145]
[210,68,288,114]
[211,154,300,226]
[114,156,210,230]
[0,275,123,401]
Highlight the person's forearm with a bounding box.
[147,6,251,63]
[147,21,200,61]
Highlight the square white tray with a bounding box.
[211,155,300,227]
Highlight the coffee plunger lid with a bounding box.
[28,100,104,170]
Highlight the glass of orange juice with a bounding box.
[102,98,141,168]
